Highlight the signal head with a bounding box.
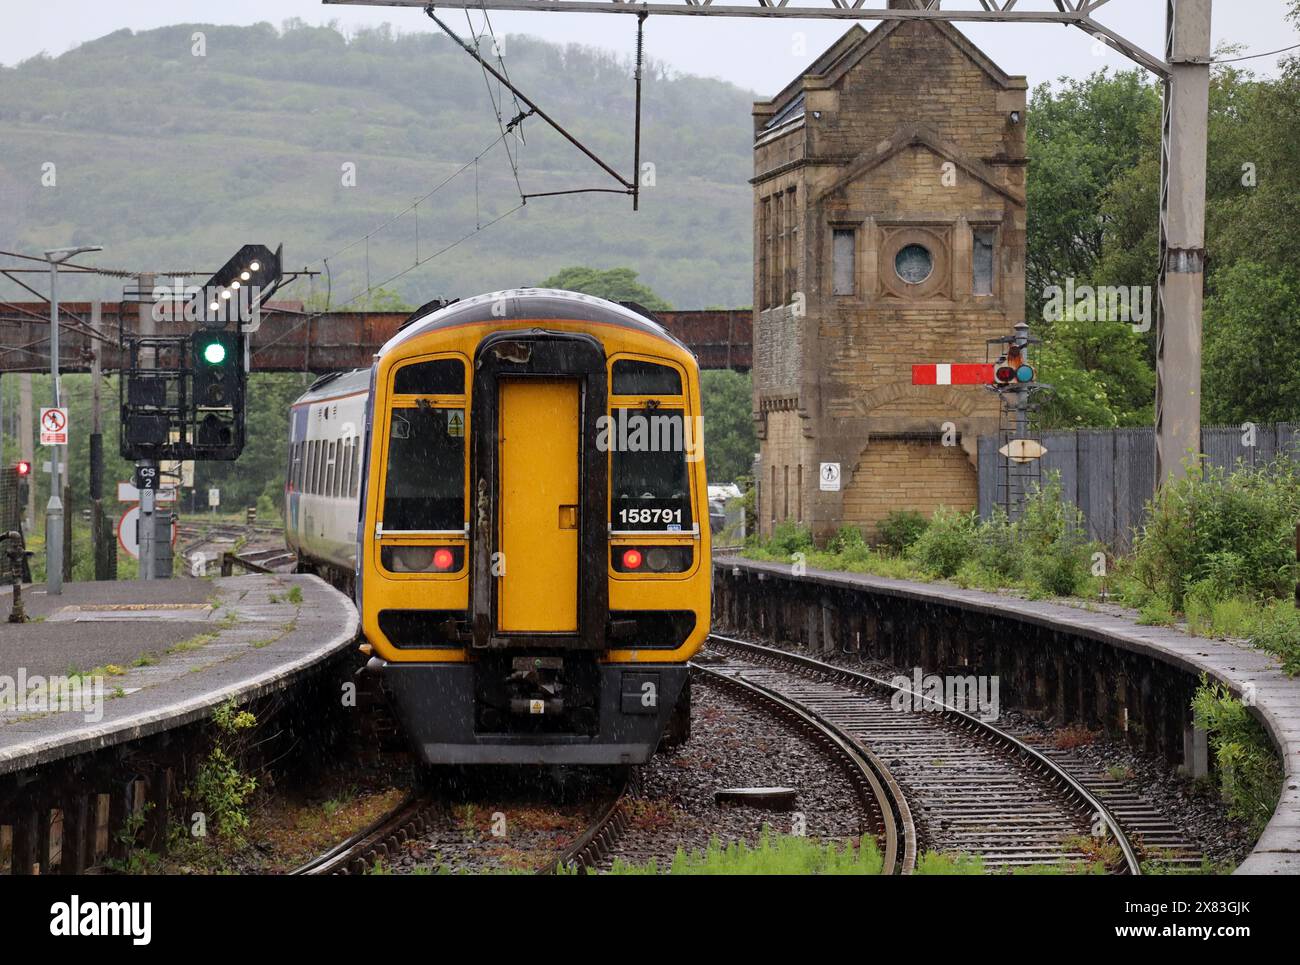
[202,340,228,366]
[14,460,31,477]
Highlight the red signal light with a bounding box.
[994,365,1017,385]
[432,548,455,570]
[14,461,30,477]
[621,549,643,570]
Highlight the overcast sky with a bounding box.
[0,1,1296,94]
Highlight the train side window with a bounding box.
[305,441,314,494]
[351,440,362,497]
[383,407,465,530]
[340,439,352,497]
[612,359,681,395]
[312,441,323,495]
[327,441,337,497]
[609,407,694,531]
[393,358,464,395]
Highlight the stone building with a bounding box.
[751,5,1027,540]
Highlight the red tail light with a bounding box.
[621,549,643,570]
[433,548,455,570]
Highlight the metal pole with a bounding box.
[1154,0,1211,483]
[46,258,63,594]
[90,300,106,580]
[137,273,156,580]
[18,374,34,532]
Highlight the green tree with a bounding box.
[699,369,756,482]
[536,266,673,311]
[1203,261,1300,425]
[1025,69,1161,321]
[1034,312,1154,429]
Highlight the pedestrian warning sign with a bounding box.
[819,462,841,492]
[40,407,69,445]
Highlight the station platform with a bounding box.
[0,574,358,775]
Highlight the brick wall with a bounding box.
[842,438,978,537]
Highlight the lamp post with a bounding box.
[43,244,102,594]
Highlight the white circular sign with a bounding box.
[116,506,179,560]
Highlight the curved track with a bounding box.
[291,793,433,875]
[691,661,913,873]
[706,634,1142,875]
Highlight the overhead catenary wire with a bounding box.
[1214,42,1300,63]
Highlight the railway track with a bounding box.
[176,520,297,577]
[290,775,638,876]
[690,661,912,874]
[704,634,1143,874]
[291,793,433,875]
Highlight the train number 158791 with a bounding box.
[616,507,683,527]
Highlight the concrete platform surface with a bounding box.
[0,579,218,680]
[0,574,358,776]
[717,556,1300,876]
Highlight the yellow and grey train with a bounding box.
[286,289,711,764]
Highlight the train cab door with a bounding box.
[496,378,580,633]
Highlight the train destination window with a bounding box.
[393,357,464,395]
[610,407,694,531]
[612,359,681,396]
[383,407,465,531]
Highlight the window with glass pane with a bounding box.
[612,359,681,395]
[833,228,856,296]
[394,358,464,395]
[383,407,465,530]
[610,408,693,531]
[973,228,995,295]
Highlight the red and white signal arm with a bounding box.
[39,407,69,445]
[911,364,995,386]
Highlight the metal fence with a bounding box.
[978,423,1299,551]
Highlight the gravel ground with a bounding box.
[997,708,1254,868]
[391,770,621,874]
[715,629,1255,871]
[597,677,871,871]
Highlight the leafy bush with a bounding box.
[767,520,814,556]
[908,508,979,578]
[1192,680,1282,834]
[877,510,928,556]
[1016,476,1095,596]
[827,525,865,554]
[1248,601,1300,676]
[1137,595,1176,626]
[974,508,1023,580]
[189,699,259,839]
[1133,460,1299,611]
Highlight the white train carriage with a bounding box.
[285,369,372,591]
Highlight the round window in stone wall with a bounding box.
[894,244,934,285]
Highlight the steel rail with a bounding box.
[708,633,1142,875]
[692,659,914,874]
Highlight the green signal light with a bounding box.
[202,341,227,365]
